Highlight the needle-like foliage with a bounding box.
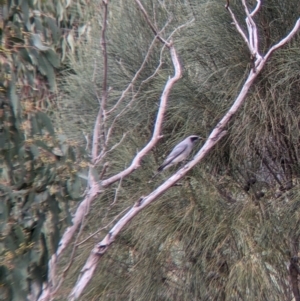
[56,0,300,300]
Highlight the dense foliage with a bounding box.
[0,1,90,300]
[1,0,300,300]
[60,1,300,300]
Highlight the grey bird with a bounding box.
[157,135,200,172]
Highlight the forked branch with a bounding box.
[68,5,300,301]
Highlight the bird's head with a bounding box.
[189,135,201,143]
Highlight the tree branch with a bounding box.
[68,10,300,301]
[134,0,170,46]
[92,0,109,162]
[68,43,182,301]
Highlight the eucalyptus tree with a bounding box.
[0,1,91,300]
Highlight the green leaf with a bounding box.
[35,140,52,152]
[61,37,67,62]
[8,79,21,119]
[13,225,25,245]
[65,0,72,8]
[67,31,75,53]
[32,34,50,51]
[0,132,5,149]
[36,111,55,135]
[21,0,30,30]
[33,16,43,34]
[31,115,40,135]
[44,49,60,68]
[37,54,56,91]
[56,0,64,22]
[0,200,8,233]
[30,144,40,159]
[22,191,35,211]
[46,17,60,44]
[19,48,32,64]
[67,176,82,200]
[28,48,39,65]
[8,36,25,45]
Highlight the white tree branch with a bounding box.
[106,19,171,116]
[67,13,300,301]
[68,43,182,301]
[101,45,181,187]
[226,6,251,50]
[264,18,300,61]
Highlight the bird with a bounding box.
[157,135,200,172]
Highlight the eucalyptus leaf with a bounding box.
[33,17,43,34]
[46,17,60,43]
[37,54,56,91]
[36,111,55,135]
[32,34,50,51]
[67,31,75,53]
[8,79,21,119]
[30,144,40,159]
[44,49,60,68]
[21,0,30,29]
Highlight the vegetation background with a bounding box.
[1,0,300,300]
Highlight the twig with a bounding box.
[95,132,128,165]
[68,14,300,301]
[134,0,170,46]
[106,19,170,116]
[227,6,251,50]
[92,0,109,162]
[76,206,130,246]
[110,177,123,207]
[68,41,182,301]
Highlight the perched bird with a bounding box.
[157,135,200,172]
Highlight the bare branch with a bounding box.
[76,206,130,246]
[68,12,300,301]
[68,43,182,301]
[134,0,170,46]
[92,0,109,162]
[101,45,182,188]
[106,20,170,116]
[227,6,251,50]
[241,0,259,55]
[264,18,300,61]
[250,0,261,17]
[50,210,87,297]
[95,132,128,164]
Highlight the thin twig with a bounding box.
[68,13,300,301]
[91,0,109,161]
[134,0,170,46]
[106,20,170,115]
[76,206,130,246]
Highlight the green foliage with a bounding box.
[0,0,91,300]
[57,0,300,300]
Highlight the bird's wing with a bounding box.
[159,143,188,169]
